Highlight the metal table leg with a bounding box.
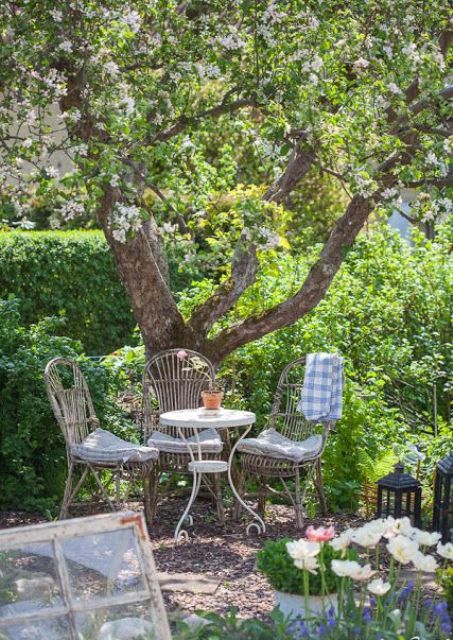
[227,425,266,534]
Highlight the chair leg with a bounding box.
[294,467,304,530]
[60,462,74,519]
[212,474,225,525]
[60,465,89,519]
[257,476,267,519]
[89,465,116,511]
[314,458,328,516]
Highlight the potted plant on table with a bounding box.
[201,386,224,410]
[257,526,357,619]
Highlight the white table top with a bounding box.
[159,408,256,429]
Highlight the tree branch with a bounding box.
[188,234,259,334]
[151,93,256,143]
[207,193,376,362]
[188,138,316,333]
[264,140,315,204]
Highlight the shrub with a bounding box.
[0,230,136,354]
[438,566,453,615]
[256,538,355,596]
[0,298,128,512]
[181,223,453,511]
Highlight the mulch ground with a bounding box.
[0,496,364,619]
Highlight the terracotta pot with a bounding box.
[201,390,224,410]
[275,590,338,620]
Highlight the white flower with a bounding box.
[45,166,59,179]
[426,151,441,167]
[294,556,320,574]
[351,523,383,548]
[387,535,419,564]
[383,517,413,539]
[443,137,453,154]
[59,40,73,53]
[286,539,321,561]
[50,9,63,22]
[123,9,141,33]
[330,529,354,552]
[121,96,135,116]
[388,82,403,96]
[104,61,120,76]
[110,174,120,188]
[112,228,126,243]
[286,540,320,573]
[353,57,369,72]
[22,138,33,149]
[412,552,438,573]
[437,542,453,561]
[382,187,398,200]
[410,529,441,547]
[367,578,391,596]
[332,560,375,581]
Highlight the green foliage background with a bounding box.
[0,223,451,513]
[0,231,136,355]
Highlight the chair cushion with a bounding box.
[71,428,159,464]
[148,428,223,454]
[236,428,322,463]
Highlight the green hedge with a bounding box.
[0,231,136,354]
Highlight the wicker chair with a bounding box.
[142,349,224,524]
[236,357,333,529]
[45,357,159,521]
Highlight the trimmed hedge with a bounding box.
[0,231,136,354]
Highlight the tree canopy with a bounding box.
[0,0,451,361]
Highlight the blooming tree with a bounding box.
[0,0,451,362]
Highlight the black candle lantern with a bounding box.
[376,462,422,527]
[432,452,453,543]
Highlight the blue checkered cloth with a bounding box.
[297,353,344,421]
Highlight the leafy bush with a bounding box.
[256,538,355,596]
[0,231,136,354]
[0,298,128,512]
[438,566,453,615]
[182,223,453,511]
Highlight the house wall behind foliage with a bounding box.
[0,231,136,354]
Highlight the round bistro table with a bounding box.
[159,408,266,542]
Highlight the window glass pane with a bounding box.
[75,603,158,640]
[0,543,62,615]
[0,615,71,640]
[62,529,147,601]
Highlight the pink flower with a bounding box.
[176,350,188,360]
[305,525,336,542]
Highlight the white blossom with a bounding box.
[104,61,120,76]
[367,578,391,596]
[412,551,438,573]
[45,166,59,179]
[350,523,383,548]
[123,9,141,33]
[353,57,369,72]
[410,530,441,548]
[331,560,375,581]
[50,9,63,22]
[443,137,452,154]
[437,542,453,561]
[59,201,85,221]
[386,535,419,565]
[330,529,354,552]
[388,82,403,96]
[59,40,73,53]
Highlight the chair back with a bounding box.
[270,357,324,440]
[142,349,215,440]
[45,357,98,447]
